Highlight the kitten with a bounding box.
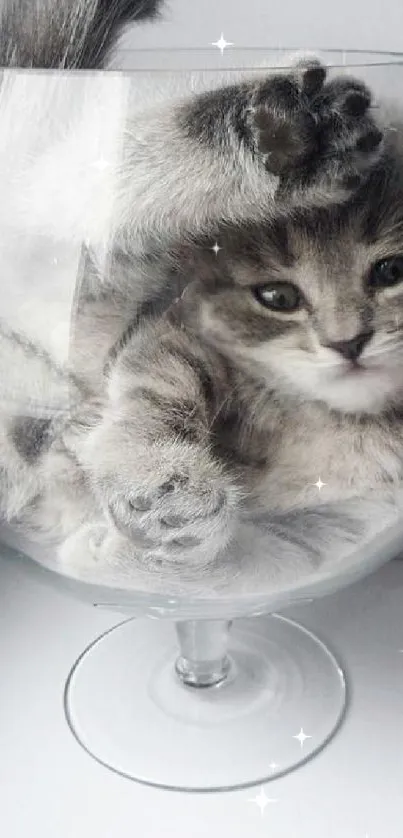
[67,143,403,594]
[0,0,395,593]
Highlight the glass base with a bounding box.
[64,615,346,792]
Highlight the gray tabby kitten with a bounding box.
[0,0,396,592]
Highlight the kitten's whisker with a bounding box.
[207,391,234,430]
[366,342,403,359]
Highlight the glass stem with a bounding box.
[175,619,232,688]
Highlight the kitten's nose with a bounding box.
[325,329,374,362]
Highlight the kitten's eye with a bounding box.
[368,256,403,289]
[253,282,303,313]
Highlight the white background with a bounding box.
[125,0,403,53]
[2,553,403,838]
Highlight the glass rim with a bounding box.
[117,46,403,70]
[3,511,402,617]
[3,47,403,74]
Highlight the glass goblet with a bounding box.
[1,48,403,792]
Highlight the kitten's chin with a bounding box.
[295,365,403,415]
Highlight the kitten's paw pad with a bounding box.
[312,76,383,178]
[105,452,240,563]
[248,60,382,182]
[298,61,327,97]
[109,478,231,541]
[248,70,321,175]
[326,80,371,117]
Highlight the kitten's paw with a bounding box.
[309,73,383,187]
[57,521,109,574]
[247,63,325,174]
[91,439,241,568]
[247,59,382,187]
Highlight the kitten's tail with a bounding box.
[0,0,165,69]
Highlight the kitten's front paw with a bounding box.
[247,63,325,174]
[89,437,241,569]
[248,59,382,188]
[308,72,383,187]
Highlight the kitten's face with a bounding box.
[188,158,403,415]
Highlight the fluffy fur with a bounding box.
[0,0,401,596]
[0,0,163,68]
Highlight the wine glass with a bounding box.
[1,48,403,793]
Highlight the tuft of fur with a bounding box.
[0,0,165,69]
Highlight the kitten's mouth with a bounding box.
[342,361,368,375]
[334,359,383,379]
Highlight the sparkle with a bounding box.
[269,761,279,772]
[313,477,326,491]
[293,727,313,748]
[248,787,278,815]
[211,242,221,256]
[211,33,234,55]
[395,314,400,330]
[93,156,110,170]
[52,257,58,265]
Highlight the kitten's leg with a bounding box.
[0,325,99,542]
[0,414,97,544]
[117,61,383,254]
[0,2,383,252]
[228,491,403,592]
[73,317,242,571]
[0,321,91,531]
[0,413,48,520]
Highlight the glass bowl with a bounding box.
[1,48,403,792]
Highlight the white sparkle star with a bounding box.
[211,33,234,55]
[293,727,313,748]
[248,787,278,815]
[93,157,110,170]
[52,257,58,265]
[313,477,326,491]
[211,242,221,256]
[269,761,279,772]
